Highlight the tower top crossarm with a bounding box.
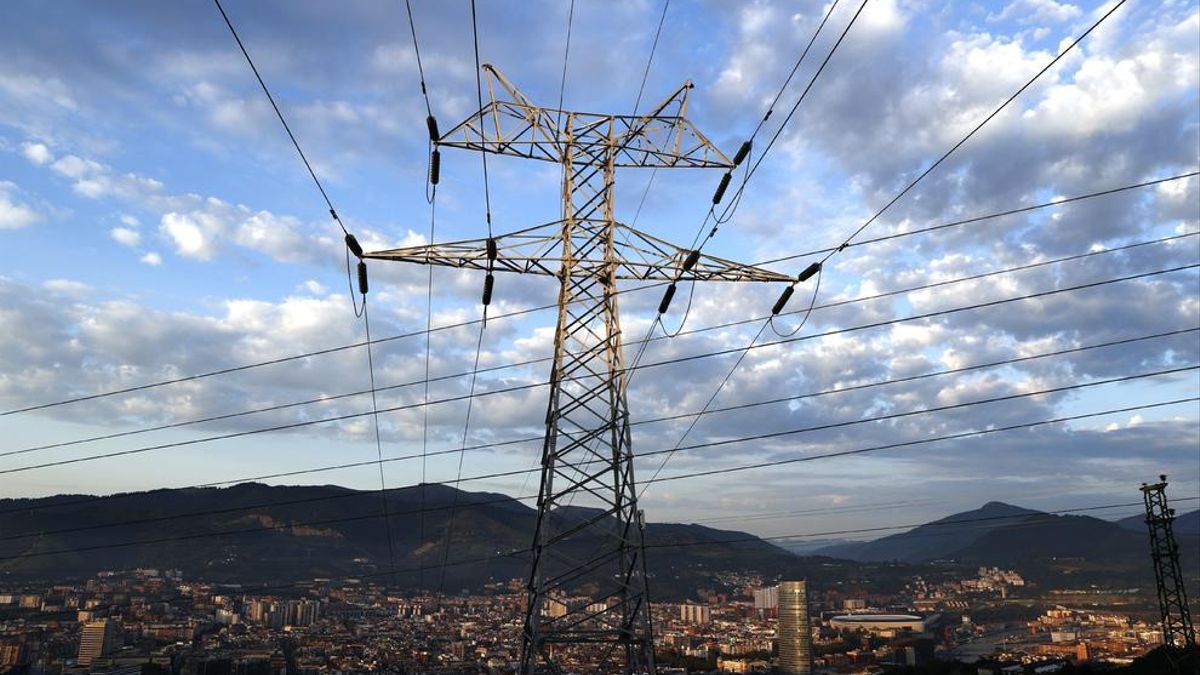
[437,64,734,168]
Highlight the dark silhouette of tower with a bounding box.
[1140,474,1195,664]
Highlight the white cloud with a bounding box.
[991,0,1083,24]
[140,252,163,266]
[119,213,140,227]
[160,211,223,260]
[301,280,328,295]
[0,182,41,229]
[21,142,53,165]
[110,226,141,247]
[0,72,77,111]
[42,279,91,296]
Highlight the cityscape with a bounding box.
[1,0,1198,674]
[0,557,1192,674]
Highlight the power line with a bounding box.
[3,327,1188,541]
[820,0,1129,264]
[211,0,348,235]
[555,0,575,117]
[436,316,489,592]
[641,370,1196,472]
[9,496,1176,623]
[13,228,1187,461]
[361,302,399,586]
[2,263,1191,476]
[5,172,1188,420]
[403,0,434,118]
[751,171,1200,268]
[2,460,1193,566]
[701,0,851,241]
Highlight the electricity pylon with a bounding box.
[366,65,791,674]
[1140,475,1195,664]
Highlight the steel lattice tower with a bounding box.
[366,65,790,674]
[1140,475,1196,656]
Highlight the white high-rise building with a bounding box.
[753,586,778,610]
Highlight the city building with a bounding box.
[679,602,711,625]
[753,586,778,610]
[829,613,925,634]
[78,619,119,666]
[778,580,812,675]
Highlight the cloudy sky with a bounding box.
[0,0,1197,543]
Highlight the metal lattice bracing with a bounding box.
[366,65,791,675]
[1140,475,1196,656]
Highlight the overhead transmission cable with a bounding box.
[622,0,855,454]
[430,0,505,592]
[648,0,1134,491]
[0,315,1190,481]
[2,407,1194,565]
[3,261,1192,476]
[2,374,1193,545]
[213,0,401,581]
[4,498,1179,608]
[11,327,1186,539]
[4,170,1191,420]
[16,497,1193,625]
[626,0,671,230]
[752,171,1200,268]
[820,0,1130,267]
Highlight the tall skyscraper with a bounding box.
[78,619,118,666]
[778,580,812,675]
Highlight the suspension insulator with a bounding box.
[426,115,440,143]
[344,233,363,258]
[657,283,678,315]
[356,261,369,295]
[732,140,752,166]
[712,172,732,204]
[798,261,821,282]
[772,285,795,315]
[482,273,495,306]
[682,249,701,272]
[486,237,498,261]
[429,149,441,185]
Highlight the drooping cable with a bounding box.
[3,351,1194,540]
[627,0,671,230]
[212,0,346,235]
[3,263,1192,476]
[470,0,494,237]
[751,171,1200,268]
[403,0,434,119]
[2,395,1194,564]
[362,301,400,587]
[5,171,1191,420]
[436,318,488,592]
[638,320,770,499]
[554,0,575,127]
[821,0,1130,265]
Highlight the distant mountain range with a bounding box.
[814,501,1200,585]
[1117,508,1200,536]
[2,485,1194,593]
[0,482,816,596]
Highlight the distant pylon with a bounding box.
[1140,475,1196,660]
[366,65,791,674]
